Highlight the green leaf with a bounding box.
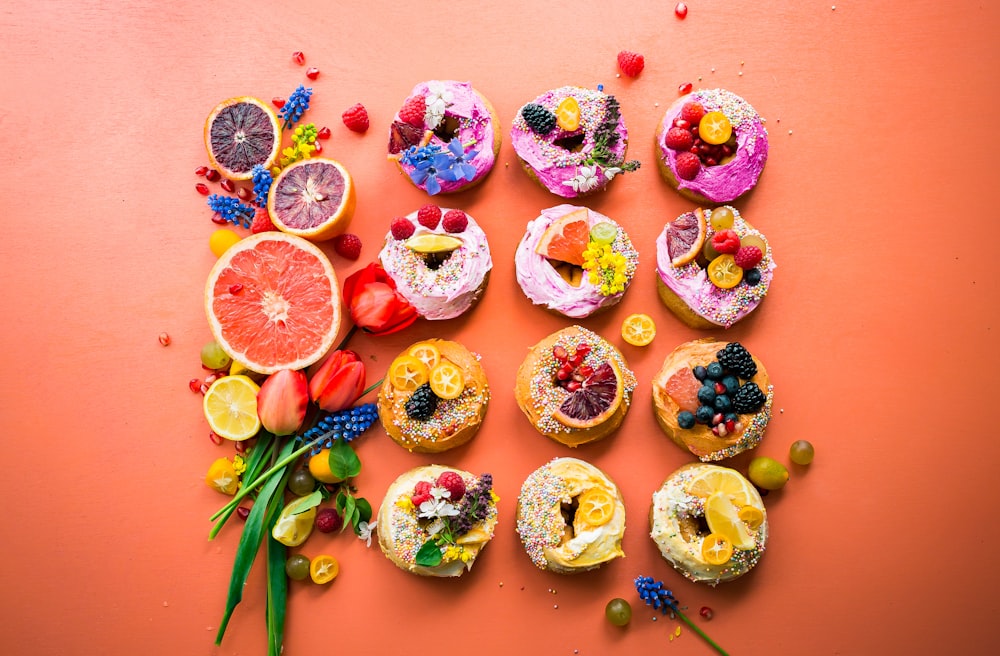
[328,440,361,479]
[264,492,288,656]
[355,497,372,524]
[415,539,443,567]
[334,489,347,513]
[340,494,356,533]
[288,489,322,515]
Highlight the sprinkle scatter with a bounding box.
[515,466,570,568]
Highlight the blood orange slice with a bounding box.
[204,232,341,375]
[204,97,281,181]
[664,210,706,267]
[553,361,623,429]
[387,120,428,157]
[664,367,700,413]
[535,208,591,266]
[267,158,356,242]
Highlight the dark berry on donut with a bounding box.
[733,382,766,414]
[716,343,758,379]
[521,103,557,135]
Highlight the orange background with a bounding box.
[3,1,999,654]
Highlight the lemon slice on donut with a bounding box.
[406,234,463,254]
[687,468,757,509]
[705,492,755,550]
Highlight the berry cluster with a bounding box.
[665,100,737,180]
[552,342,593,392]
[711,230,763,273]
[405,383,439,421]
[389,205,469,242]
[301,403,379,451]
[521,103,557,135]
[675,343,766,436]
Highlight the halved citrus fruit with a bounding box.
[388,355,429,391]
[621,314,656,346]
[203,375,261,441]
[687,468,757,509]
[408,343,441,370]
[701,533,734,565]
[665,210,706,267]
[738,505,765,531]
[429,361,465,399]
[535,208,590,266]
[704,492,755,550]
[576,487,615,527]
[707,254,744,288]
[556,96,581,131]
[204,97,281,181]
[204,232,341,375]
[553,361,623,429]
[699,111,733,145]
[310,555,339,584]
[664,367,701,414]
[405,234,463,254]
[267,158,356,242]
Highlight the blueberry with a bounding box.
[744,269,762,286]
[706,362,724,380]
[721,375,740,395]
[714,395,732,412]
[695,406,714,424]
[697,385,717,406]
[693,365,708,381]
[677,411,696,429]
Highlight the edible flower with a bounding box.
[308,350,366,413]
[279,84,313,129]
[634,575,728,655]
[356,520,374,547]
[423,81,453,128]
[256,369,309,435]
[582,242,628,296]
[563,165,600,194]
[439,139,479,183]
[400,144,451,195]
[342,263,419,335]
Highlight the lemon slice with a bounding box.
[621,313,656,346]
[704,492,755,550]
[429,361,465,399]
[576,487,615,527]
[405,234,463,253]
[701,533,734,565]
[388,355,428,391]
[203,375,261,441]
[408,343,441,370]
[687,468,757,509]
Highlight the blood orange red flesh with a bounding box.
[204,97,281,181]
[204,232,341,375]
[535,208,591,266]
[554,362,622,429]
[267,158,356,242]
[665,210,706,267]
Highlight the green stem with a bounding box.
[360,378,382,397]
[674,609,729,656]
[334,324,359,352]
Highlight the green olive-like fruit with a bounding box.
[285,554,310,581]
[789,440,815,465]
[605,598,632,626]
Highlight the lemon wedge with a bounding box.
[704,492,755,550]
[687,468,757,509]
[405,234,463,253]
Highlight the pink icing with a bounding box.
[655,207,776,328]
[510,86,629,198]
[657,89,768,203]
[515,205,638,318]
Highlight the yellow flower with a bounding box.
[490,491,500,504]
[443,545,462,562]
[232,454,246,475]
[395,497,415,513]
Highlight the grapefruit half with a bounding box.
[204,97,281,181]
[267,158,356,242]
[204,232,341,375]
[535,208,590,266]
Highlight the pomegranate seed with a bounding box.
[229,283,244,294]
[572,373,585,382]
[714,382,726,394]
[678,82,693,95]
[211,214,228,225]
[292,51,305,65]
[236,186,252,201]
[272,97,286,108]
[673,118,689,130]
[711,426,719,436]
[204,373,220,386]
[725,419,736,432]
[313,140,322,153]
[195,183,210,195]
[306,67,320,80]
[690,126,699,137]
[712,413,723,425]
[700,606,713,620]
[317,126,332,140]
[158,332,171,346]
[220,178,235,192]
[205,169,221,182]
[576,343,591,356]
[717,423,728,437]
[556,367,571,381]
[553,345,568,362]
[577,365,594,377]
[568,353,584,367]
[195,165,209,176]
[235,439,249,454]
[208,432,223,445]
[689,146,700,154]
[200,383,210,395]
[236,506,251,520]
[565,380,582,392]
[699,143,712,154]
[189,379,202,393]
[675,2,688,18]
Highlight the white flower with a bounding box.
[357,520,375,547]
[418,495,460,520]
[603,166,622,180]
[563,166,601,193]
[424,82,453,129]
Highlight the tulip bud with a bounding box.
[309,350,366,413]
[256,369,309,435]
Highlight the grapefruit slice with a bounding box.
[204,97,281,181]
[535,208,590,266]
[267,158,356,242]
[664,367,701,414]
[204,232,341,375]
[665,210,706,267]
[553,361,623,429]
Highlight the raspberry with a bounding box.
[734,246,763,270]
[250,208,277,233]
[341,103,370,133]
[664,127,694,152]
[411,492,432,508]
[442,209,468,233]
[390,217,415,240]
[315,508,343,533]
[399,95,426,127]
[681,101,706,125]
[333,233,362,260]
[417,204,442,230]
[414,481,432,496]
[436,471,466,502]
[711,230,741,255]
[617,50,645,77]
[675,152,701,180]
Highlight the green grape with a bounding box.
[288,469,317,496]
[590,222,618,245]
[200,341,232,370]
[605,598,632,626]
[789,440,815,465]
[285,554,310,581]
[709,206,735,230]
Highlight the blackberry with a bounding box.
[677,411,696,429]
[717,343,758,379]
[733,382,766,414]
[521,103,556,135]
[405,383,439,421]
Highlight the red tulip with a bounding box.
[342,263,418,336]
[256,369,309,435]
[309,349,366,413]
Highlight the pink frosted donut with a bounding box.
[511,86,639,198]
[387,81,501,195]
[656,88,768,204]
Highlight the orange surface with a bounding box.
[2,1,999,654]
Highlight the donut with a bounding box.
[516,458,625,574]
[376,465,498,577]
[515,326,636,447]
[515,205,638,318]
[655,88,768,204]
[387,81,501,195]
[378,206,491,321]
[652,339,773,461]
[656,206,776,329]
[511,86,639,197]
[379,339,489,453]
[650,463,768,584]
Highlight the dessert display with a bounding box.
[378,339,490,453]
[516,458,626,573]
[378,205,492,320]
[515,326,636,447]
[514,205,638,318]
[511,86,639,197]
[656,206,775,329]
[652,339,773,461]
[387,80,501,195]
[650,463,768,584]
[655,88,768,204]
[377,465,498,577]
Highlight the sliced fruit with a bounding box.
[576,487,616,527]
[738,505,765,531]
[699,111,733,145]
[271,496,317,547]
[739,233,769,257]
[687,468,757,509]
[555,96,581,131]
[590,221,618,245]
[405,234,463,254]
[310,555,340,584]
[387,120,428,157]
[664,368,701,414]
[407,343,441,370]
[701,533,734,565]
[267,158,356,242]
[205,457,239,495]
[205,232,341,375]
[308,448,344,484]
[709,206,735,231]
[707,254,744,289]
[553,361,623,429]
[621,313,656,347]
[204,96,281,180]
[389,355,429,391]
[202,375,261,441]
[704,492,755,550]
[429,361,465,400]
[664,210,707,267]
[535,208,591,266]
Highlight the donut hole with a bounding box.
[553,132,586,153]
[559,497,581,543]
[549,261,585,287]
[677,512,712,542]
[421,252,453,271]
[433,115,461,142]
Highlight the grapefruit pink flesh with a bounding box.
[535,209,591,266]
[664,367,701,413]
